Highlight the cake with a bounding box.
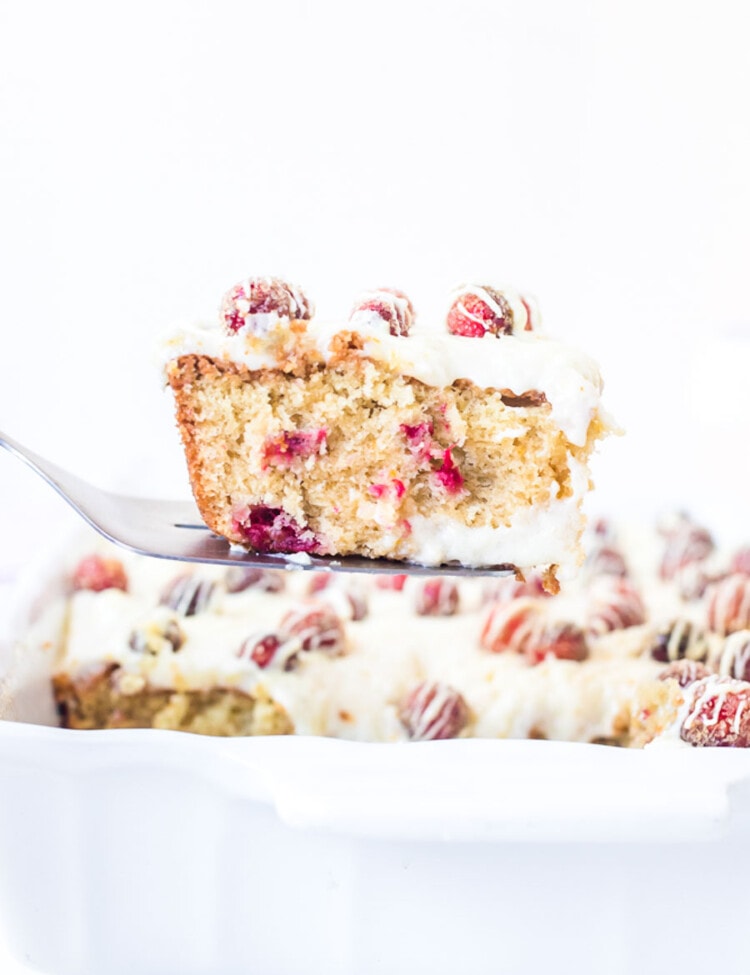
[45,511,750,748]
[161,277,610,583]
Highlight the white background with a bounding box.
[0,1,749,966]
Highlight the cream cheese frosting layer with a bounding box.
[160,319,604,447]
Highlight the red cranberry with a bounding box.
[706,574,750,635]
[221,276,313,334]
[128,617,185,655]
[399,681,470,740]
[376,575,408,591]
[349,287,415,336]
[674,563,725,602]
[446,285,527,337]
[731,548,750,575]
[224,567,285,594]
[480,600,587,663]
[261,429,327,469]
[237,632,284,669]
[482,575,547,605]
[415,578,459,616]
[658,659,712,688]
[232,505,321,555]
[715,630,750,682]
[480,599,544,654]
[71,554,128,593]
[659,519,714,581]
[159,575,216,616]
[585,545,629,579]
[400,421,435,465]
[680,677,750,747]
[433,447,464,494]
[307,573,333,595]
[649,619,710,663]
[525,622,588,665]
[586,579,646,637]
[369,479,407,501]
[318,585,369,621]
[279,602,346,655]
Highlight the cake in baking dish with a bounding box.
[45,512,750,748]
[161,277,610,583]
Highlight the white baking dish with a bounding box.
[3,546,750,975]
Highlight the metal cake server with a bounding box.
[0,430,515,577]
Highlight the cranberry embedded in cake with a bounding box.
[232,505,323,555]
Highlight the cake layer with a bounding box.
[166,353,603,573]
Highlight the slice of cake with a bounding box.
[161,277,611,583]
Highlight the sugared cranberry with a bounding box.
[415,578,460,616]
[525,622,588,665]
[159,575,216,616]
[307,573,333,595]
[481,599,542,654]
[348,287,415,337]
[279,602,346,655]
[586,578,646,637]
[261,429,327,469]
[433,447,464,494]
[376,574,408,591]
[224,566,285,594]
[731,548,750,576]
[674,562,725,602]
[706,574,750,635]
[649,619,711,664]
[482,575,547,605]
[480,599,587,663]
[221,276,312,334]
[128,616,185,655]
[715,630,750,682]
[658,659,712,688]
[584,545,629,579]
[680,676,750,747]
[237,632,284,669]
[659,517,715,581]
[232,504,321,555]
[399,681,470,741]
[71,554,128,593]
[319,585,369,622]
[446,285,530,337]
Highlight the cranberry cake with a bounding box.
[45,511,750,747]
[162,277,610,581]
